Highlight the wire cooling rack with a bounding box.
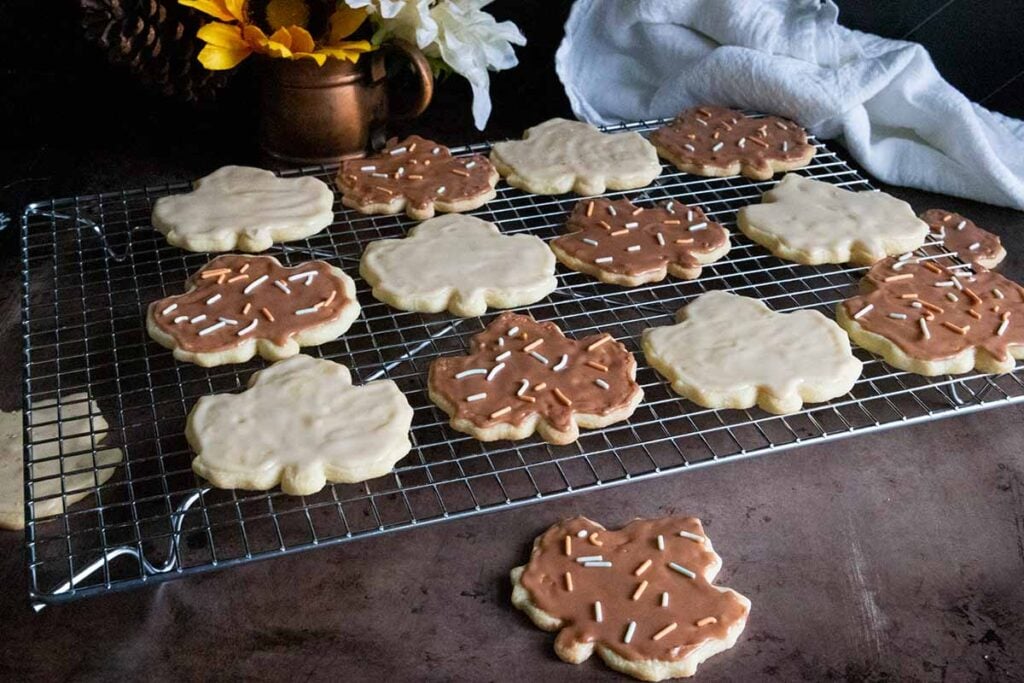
[20,118,1024,605]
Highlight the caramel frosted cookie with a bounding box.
[0,394,122,530]
[838,257,1024,375]
[337,135,498,220]
[550,197,730,286]
[651,106,815,180]
[147,254,360,367]
[643,291,862,414]
[152,166,334,253]
[360,214,556,317]
[511,516,751,681]
[490,118,661,195]
[921,209,1006,269]
[737,174,929,265]
[188,355,414,495]
[428,312,643,445]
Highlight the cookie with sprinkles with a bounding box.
[920,209,1006,270]
[550,197,730,286]
[428,312,643,445]
[838,256,1024,375]
[147,254,360,367]
[511,516,751,681]
[650,106,815,180]
[337,135,498,220]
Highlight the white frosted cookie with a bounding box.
[0,394,122,530]
[360,214,557,317]
[489,119,661,195]
[187,355,414,495]
[643,291,862,414]
[152,166,335,252]
[737,174,929,265]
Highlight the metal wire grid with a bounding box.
[20,118,1024,605]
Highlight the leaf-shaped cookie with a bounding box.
[428,312,644,445]
[188,355,414,495]
[643,290,862,414]
[360,214,557,317]
[490,119,662,195]
[152,166,335,253]
[737,174,929,265]
[337,135,499,220]
[511,516,751,681]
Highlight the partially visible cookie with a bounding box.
[0,394,122,530]
[837,256,1024,376]
[188,355,414,495]
[920,209,1006,269]
[360,214,556,317]
[643,290,862,414]
[428,312,644,445]
[550,197,730,286]
[651,106,815,180]
[511,516,751,681]
[337,135,498,220]
[490,118,661,195]
[147,254,361,368]
[737,174,929,265]
[152,166,334,252]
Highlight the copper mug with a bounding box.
[258,40,434,165]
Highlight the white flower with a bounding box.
[344,0,407,19]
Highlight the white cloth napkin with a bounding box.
[555,0,1024,211]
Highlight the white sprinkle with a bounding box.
[608,205,618,216]
[486,363,506,381]
[360,165,376,172]
[668,562,696,579]
[892,261,906,271]
[584,561,612,568]
[888,312,908,319]
[553,354,569,372]
[934,281,955,288]
[389,146,407,155]
[946,292,959,303]
[776,121,789,130]
[244,274,269,294]
[530,351,549,365]
[218,317,237,325]
[919,317,931,339]
[665,202,674,214]
[577,529,589,538]
[712,142,724,152]
[898,252,914,261]
[594,379,610,390]
[624,221,639,229]
[738,137,746,148]
[198,321,227,336]
[436,186,446,195]
[684,143,696,152]
[577,555,603,563]
[656,232,665,246]
[582,238,600,246]
[495,351,512,361]
[516,379,530,396]
[657,534,665,551]
[190,314,207,324]
[396,166,405,177]
[686,210,693,221]
[595,256,614,264]
[677,530,705,543]
[993,288,1005,299]
[952,276,964,291]
[172,315,188,324]
[371,173,389,179]
[287,271,318,283]
[431,147,440,155]
[466,393,487,402]
[205,293,222,305]
[627,245,641,252]
[661,592,669,607]
[624,621,637,644]
[969,242,981,251]
[594,601,604,623]
[161,303,178,315]
[294,306,319,315]
[497,337,505,348]
[689,222,708,231]
[853,303,874,319]
[465,161,477,169]
[507,326,520,336]
[997,319,1010,336]
[274,280,291,294]
[782,140,789,152]
[236,319,258,336]
[956,220,967,231]
[455,368,487,379]
[911,302,923,309]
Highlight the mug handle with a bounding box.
[371,39,434,121]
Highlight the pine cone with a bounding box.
[79,0,234,103]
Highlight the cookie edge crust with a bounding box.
[654,143,816,182]
[146,263,361,368]
[337,166,500,220]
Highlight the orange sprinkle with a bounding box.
[586,360,609,372]
[598,221,613,231]
[565,535,572,556]
[963,288,982,305]
[748,136,769,148]
[377,186,394,195]
[942,321,969,335]
[697,107,712,117]
[884,273,914,282]
[242,302,252,315]
[523,338,544,352]
[517,395,537,403]
[408,142,417,152]
[490,406,512,419]
[919,300,944,314]
[675,238,694,245]
[227,274,249,283]
[696,616,718,627]
[922,261,943,274]
[423,159,431,166]
[565,571,574,592]
[942,214,953,222]
[553,388,572,406]
[1002,311,1012,321]
[712,131,720,140]
[217,273,227,285]
[653,622,678,640]
[631,207,644,216]
[239,263,250,274]
[899,293,919,299]
[586,201,594,217]
[967,309,982,320]
[261,307,275,322]
[534,382,548,391]
[662,219,681,225]
[451,169,470,177]
[589,533,603,546]
[520,332,529,341]
[993,305,1001,313]
[634,559,652,576]
[407,174,424,180]
[610,229,629,236]
[587,335,612,351]
[632,580,649,600]
[323,290,337,307]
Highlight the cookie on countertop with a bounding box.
[152,166,335,253]
[920,209,1006,269]
[188,355,414,495]
[0,394,122,531]
[511,516,751,681]
[651,106,815,180]
[428,312,644,445]
[838,256,1024,376]
[147,254,360,367]
[489,118,661,195]
[337,135,498,220]
[737,174,929,265]
[360,214,556,317]
[550,197,730,286]
[643,290,862,414]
